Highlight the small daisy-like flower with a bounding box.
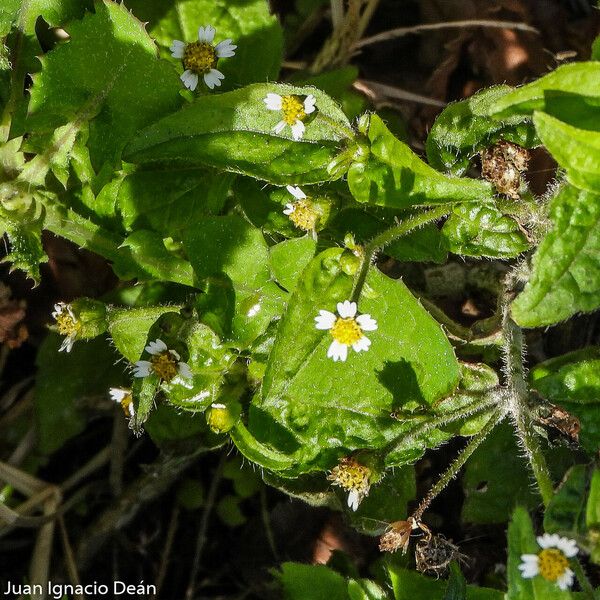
[283,185,320,231]
[264,93,316,140]
[315,300,377,362]
[109,387,135,419]
[328,457,371,511]
[519,533,578,590]
[170,25,236,91]
[52,302,81,352]
[132,339,193,383]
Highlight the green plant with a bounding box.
[2,0,600,596]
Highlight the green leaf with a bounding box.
[120,230,195,286]
[426,85,536,174]
[26,0,183,169]
[462,424,539,524]
[586,469,600,529]
[530,347,600,404]
[117,167,234,240]
[184,215,286,345]
[35,334,123,454]
[277,563,349,600]
[544,465,588,537]
[270,236,317,292]
[443,563,467,600]
[507,507,573,600]
[533,112,600,194]
[442,203,530,258]
[511,185,600,327]
[387,565,502,600]
[107,305,179,362]
[475,62,600,119]
[124,0,284,89]
[592,36,600,61]
[347,114,493,208]
[0,217,47,283]
[124,83,352,184]
[254,248,459,474]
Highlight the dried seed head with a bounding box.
[415,533,464,577]
[379,519,415,554]
[481,141,530,199]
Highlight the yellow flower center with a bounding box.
[183,41,217,74]
[119,393,134,417]
[55,311,80,338]
[281,95,306,125]
[538,549,569,582]
[151,351,179,382]
[329,459,370,492]
[289,199,318,230]
[330,317,363,346]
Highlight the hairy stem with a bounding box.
[385,391,502,457]
[501,290,554,506]
[351,205,451,302]
[412,407,504,523]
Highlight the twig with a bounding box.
[331,0,345,31]
[355,19,540,49]
[260,486,279,561]
[58,517,83,600]
[185,452,227,600]
[61,446,111,493]
[152,504,180,599]
[353,79,446,108]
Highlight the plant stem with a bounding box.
[330,0,345,31]
[351,205,451,302]
[572,557,597,600]
[412,407,505,523]
[501,293,554,506]
[385,391,501,457]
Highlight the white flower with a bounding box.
[519,533,578,590]
[52,302,81,352]
[109,387,135,418]
[327,457,371,512]
[283,185,320,231]
[264,93,316,140]
[170,25,236,91]
[133,339,192,383]
[315,300,377,362]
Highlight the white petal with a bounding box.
[204,69,224,89]
[556,536,579,558]
[557,568,574,590]
[52,303,63,316]
[291,120,305,140]
[347,490,360,511]
[59,336,75,352]
[180,70,198,91]
[537,533,560,549]
[286,185,306,200]
[132,361,152,377]
[327,340,348,362]
[520,554,539,564]
[283,203,295,215]
[352,336,371,353]
[127,403,135,418]
[264,93,283,110]
[169,349,181,361]
[109,388,128,403]
[170,40,185,58]
[215,39,237,58]
[315,310,336,330]
[337,300,357,318]
[273,121,286,134]
[178,362,193,380]
[198,25,215,43]
[304,94,316,114]
[356,314,378,331]
[146,339,167,355]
